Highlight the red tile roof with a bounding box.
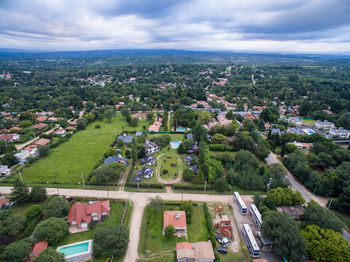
[176,241,215,260]
[24,144,37,151]
[32,123,48,130]
[163,211,187,229]
[32,241,48,258]
[0,198,10,207]
[67,200,110,225]
[36,116,47,122]
[34,138,51,146]
[0,134,15,141]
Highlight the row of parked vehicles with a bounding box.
[215,234,230,254]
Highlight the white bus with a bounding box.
[233,192,247,215]
[242,224,260,258]
[249,204,263,230]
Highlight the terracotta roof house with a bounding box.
[163,211,187,237]
[26,241,48,261]
[70,119,78,126]
[36,116,47,122]
[34,138,51,146]
[176,241,215,262]
[0,197,10,209]
[53,127,66,135]
[148,125,159,132]
[32,123,48,130]
[67,200,110,229]
[0,133,20,142]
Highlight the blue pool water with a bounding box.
[58,242,89,256]
[176,128,186,132]
[170,141,181,149]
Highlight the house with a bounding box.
[288,117,303,127]
[0,197,10,209]
[104,154,128,165]
[140,155,156,166]
[67,200,110,229]
[176,241,215,262]
[329,127,350,139]
[70,119,78,126]
[144,140,160,154]
[26,241,48,261]
[184,155,193,165]
[53,127,66,136]
[36,116,47,122]
[163,211,187,237]
[213,214,233,238]
[287,141,312,150]
[0,165,11,177]
[276,205,305,220]
[34,138,51,146]
[0,133,20,142]
[32,123,48,130]
[15,150,31,165]
[148,125,159,132]
[23,145,38,157]
[187,165,198,175]
[186,144,199,155]
[117,134,133,144]
[271,128,281,136]
[136,166,154,179]
[314,120,335,130]
[287,127,304,135]
[136,131,143,137]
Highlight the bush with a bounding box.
[95,124,101,129]
[2,238,34,262]
[183,169,195,181]
[209,144,233,152]
[33,248,65,262]
[214,178,227,192]
[43,197,68,218]
[34,218,68,245]
[125,182,165,189]
[30,186,47,202]
[38,145,50,157]
[172,183,206,191]
[203,203,216,248]
[164,225,175,240]
[162,169,168,175]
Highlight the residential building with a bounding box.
[136,166,154,179]
[32,123,48,130]
[140,155,156,166]
[186,144,199,155]
[15,150,31,165]
[104,154,128,165]
[0,133,20,142]
[288,117,303,127]
[0,197,10,209]
[184,155,193,165]
[36,116,47,122]
[144,140,160,154]
[287,141,312,150]
[26,241,48,262]
[34,138,51,146]
[286,127,304,135]
[67,200,110,229]
[53,127,66,136]
[186,133,194,140]
[176,241,215,262]
[163,211,187,237]
[276,206,305,220]
[0,165,11,176]
[329,127,350,139]
[148,125,159,132]
[314,120,335,130]
[117,134,133,144]
[135,131,143,137]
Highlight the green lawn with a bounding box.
[138,203,210,261]
[159,153,181,180]
[303,119,316,125]
[19,114,147,183]
[11,201,46,216]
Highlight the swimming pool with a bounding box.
[176,127,186,132]
[57,240,93,262]
[170,141,181,149]
[302,128,315,135]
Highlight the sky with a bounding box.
[0,0,350,54]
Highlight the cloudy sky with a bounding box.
[1,0,350,54]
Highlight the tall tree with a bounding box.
[11,178,30,203]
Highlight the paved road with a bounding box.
[265,152,328,206]
[266,152,350,243]
[0,186,252,262]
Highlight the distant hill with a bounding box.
[0,48,349,64]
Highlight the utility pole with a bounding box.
[328,199,333,210]
[81,173,85,187]
[204,177,207,192]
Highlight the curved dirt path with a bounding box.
[155,153,183,184]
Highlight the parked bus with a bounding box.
[249,204,263,230]
[242,224,260,258]
[233,192,247,215]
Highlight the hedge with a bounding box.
[203,203,217,249]
[209,144,233,152]
[172,183,207,191]
[125,182,165,189]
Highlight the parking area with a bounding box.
[230,196,281,262]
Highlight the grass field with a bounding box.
[303,119,316,125]
[138,203,210,261]
[159,153,181,180]
[19,114,147,183]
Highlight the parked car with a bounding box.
[217,247,227,254]
[221,237,230,248]
[215,234,223,244]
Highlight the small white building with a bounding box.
[287,117,303,127]
[0,165,11,176]
[314,120,335,130]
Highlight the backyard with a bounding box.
[18,114,147,184]
[138,202,210,261]
[159,153,182,181]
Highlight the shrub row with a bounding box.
[203,203,217,249]
[125,182,165,189]
[209,144,233,152]
[172,183,206,191]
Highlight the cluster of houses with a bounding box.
[15,138,51,165]
[148,114,163,132]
